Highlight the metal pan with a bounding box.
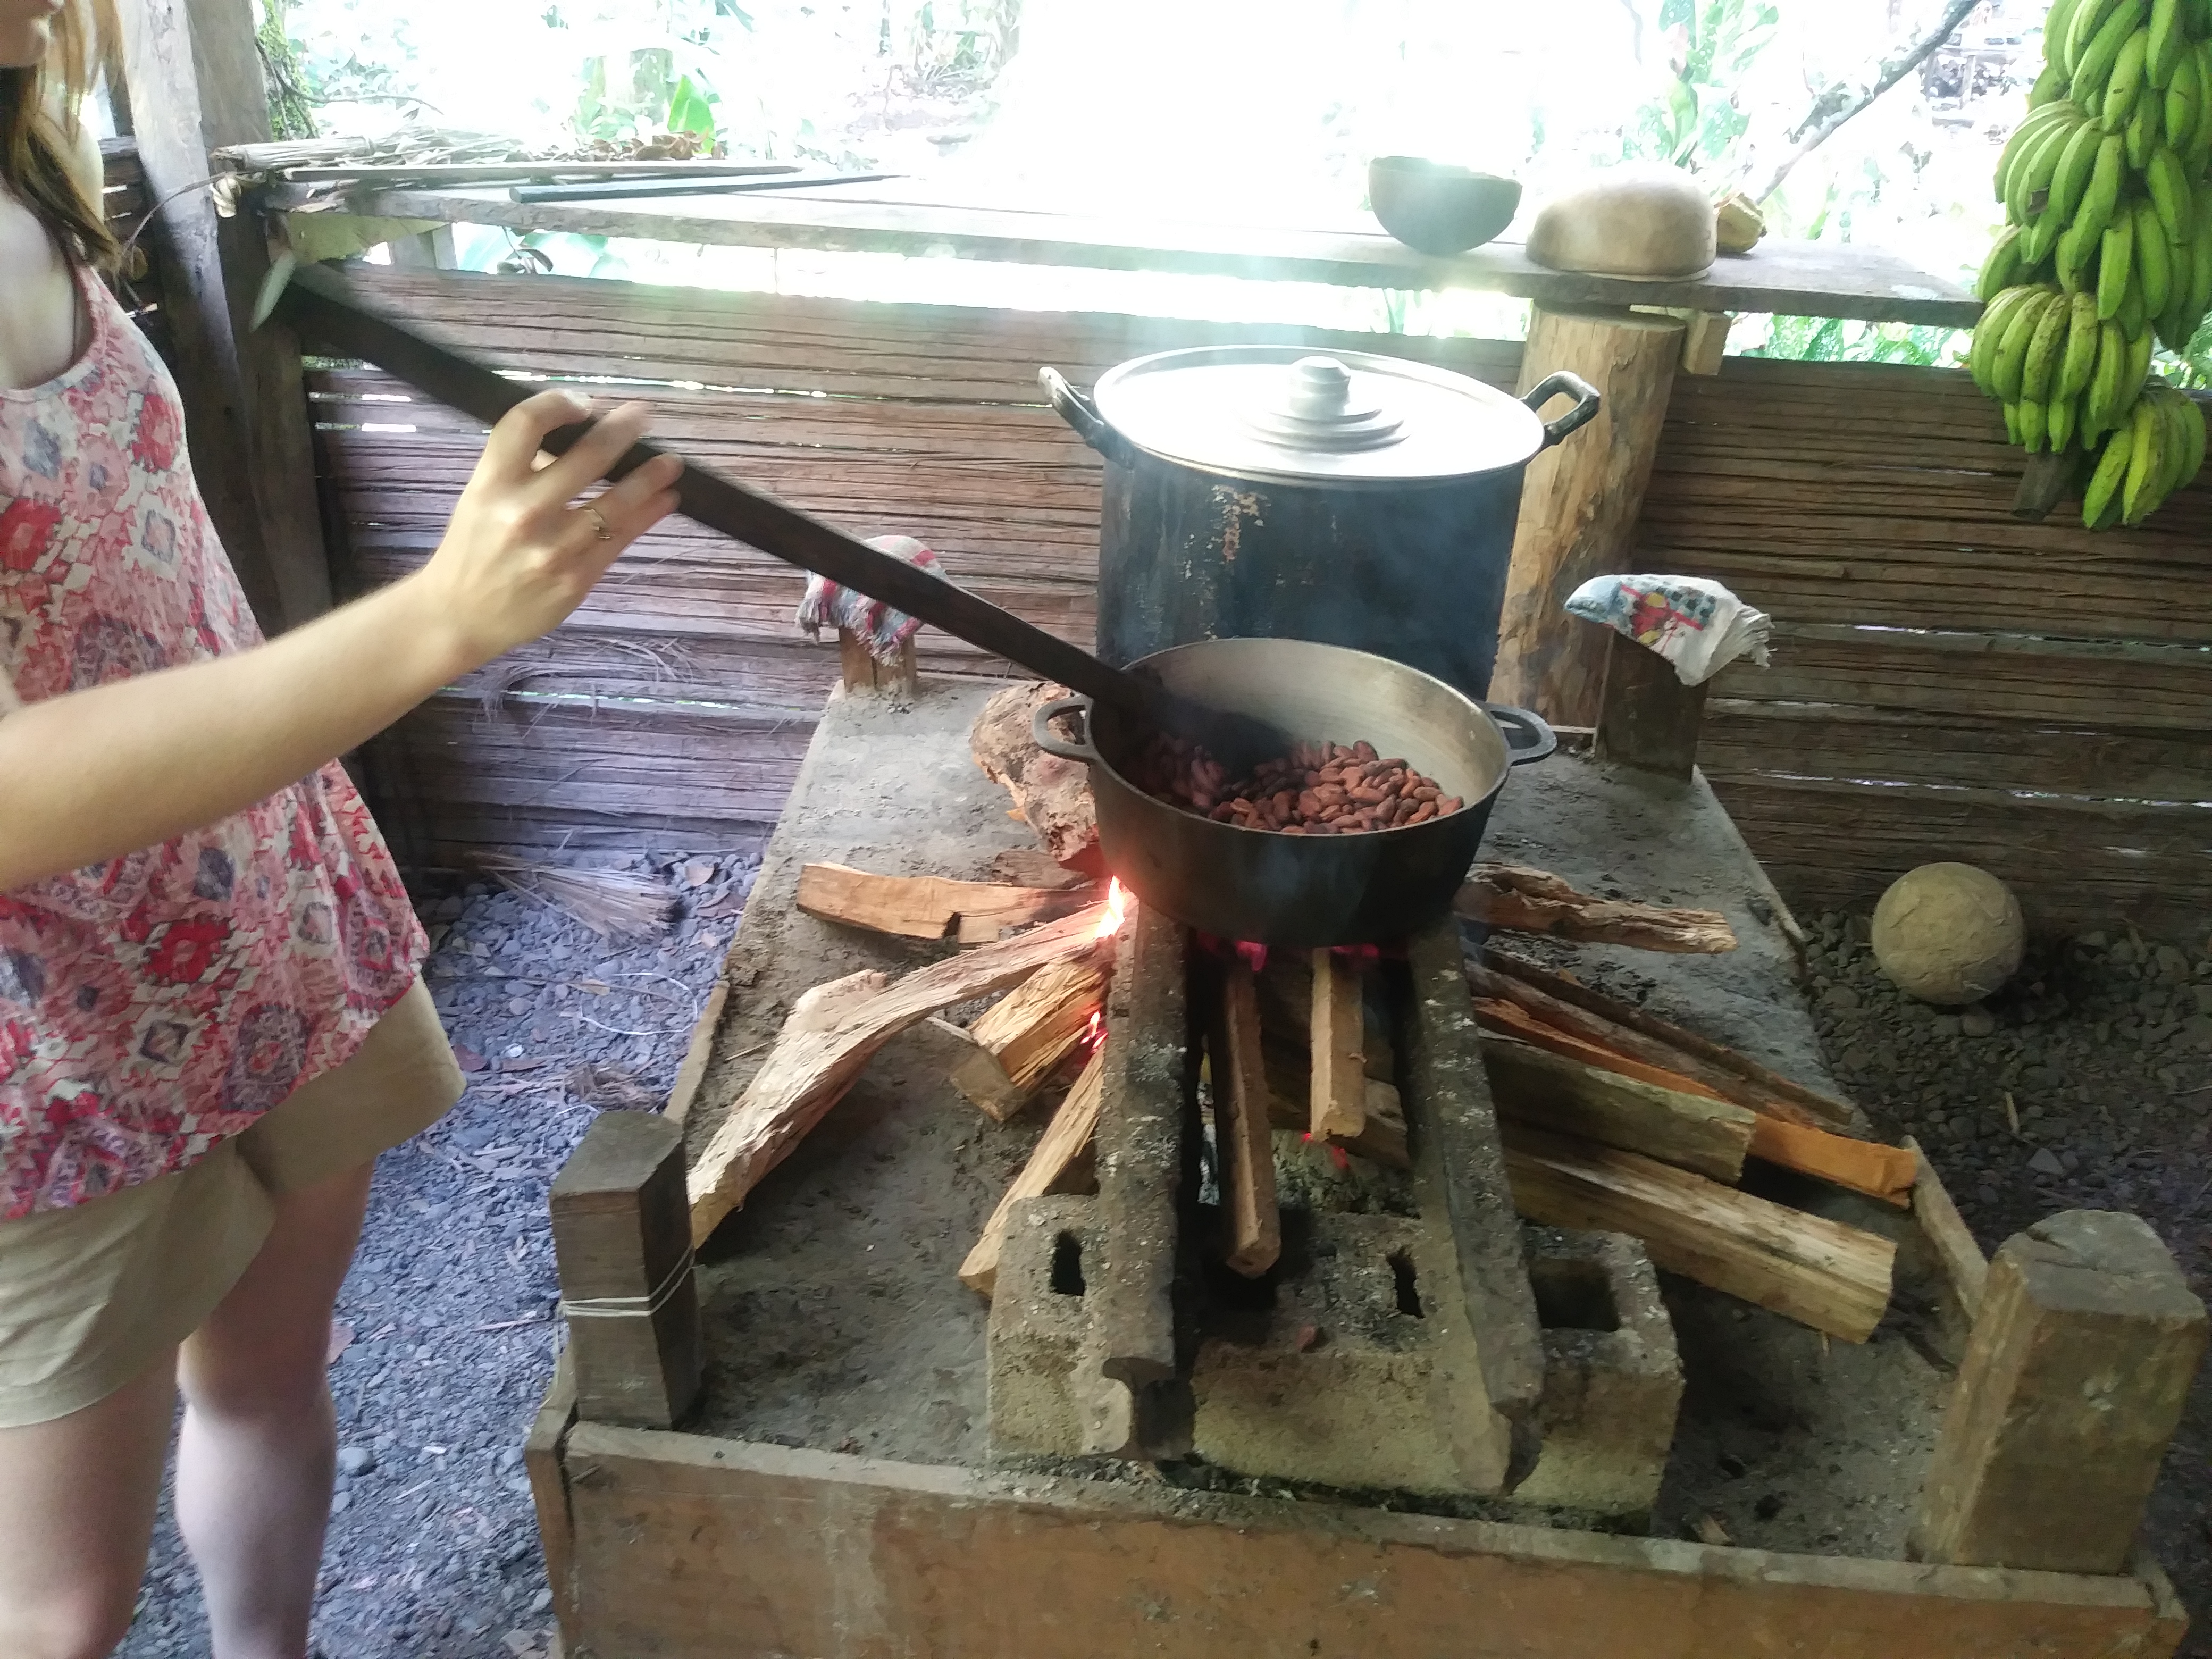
[1032,638,1553,946]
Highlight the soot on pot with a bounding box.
[1133,732,1463,835]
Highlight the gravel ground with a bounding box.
[1805,910,2212,1649]
[116,846,759,1659]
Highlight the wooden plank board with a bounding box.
[1482,1035,1756,1184]
[554,1422,2186,1659]
[271,187,1980,322]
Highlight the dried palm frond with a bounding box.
[474,854,677,943]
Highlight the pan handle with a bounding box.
[1032,696,1103,764]
[1520,371,1603,449]
[1041,368,1139,467]
[1485,703,1556,766]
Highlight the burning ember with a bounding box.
[1081,1007,1105,1054]
[1094,877,1129,940]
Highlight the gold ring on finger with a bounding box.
[584,506,613,542]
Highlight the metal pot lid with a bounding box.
[1089,345,1547,484]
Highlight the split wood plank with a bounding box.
[1904,1136,1988,1319]
[1211,965,1281,1278]
[1482,1035,1754,1184]
[1258,1046,1411,1169]
[948,958,1108,1121]
[990,848,1094,890]
[1308,950,1367,1142]
[1473,994,1914,1204]
[1478,953,1857,1129]
[795,861,1086,944]
[686,901,1108,1245]
[1748,1116,1915,1209]
[1456,862,1737,953]
[1501,1125,1897,1343]
[958,1046,1107,1296]
[663,981,728,1129]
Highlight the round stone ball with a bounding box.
[1870,863,2025,1006]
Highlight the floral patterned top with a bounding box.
[0,266,426,1219]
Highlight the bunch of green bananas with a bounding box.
[1975,0,2212,526]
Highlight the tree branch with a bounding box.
[1746,0,1981,203]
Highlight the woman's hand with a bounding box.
[406,392,684,673]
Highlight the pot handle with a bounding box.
[1521,371,1603,449]
[1032,694,1103,764]
[1040,367,1139,467]
[1484,702,1557,766]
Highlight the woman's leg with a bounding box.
[0,1357,179,1659]
[175,1159,375,1659]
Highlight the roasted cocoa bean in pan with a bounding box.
[1132,734,1463,835]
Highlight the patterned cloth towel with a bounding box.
[795,534,943,664]
[1563,573,1772,686]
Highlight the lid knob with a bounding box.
[1286,357,1353,420]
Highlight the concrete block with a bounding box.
[986,1196,1100,1457]
[1514,1226,1683,1517]
[1189,1212,1513,1497]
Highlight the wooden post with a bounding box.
[116,0,332,635]
[550,1111,703,1429]
[1594,629,1710,780]
[839,630,918,696]
[1493,306,1685,725]
[1911,1210,2207,1574]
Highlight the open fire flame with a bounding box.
[1094,876,1129,940]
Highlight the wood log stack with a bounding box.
[1473,949,1912,1343]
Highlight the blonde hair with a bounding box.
[2,0,121,273]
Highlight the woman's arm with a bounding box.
[0,391,682,890]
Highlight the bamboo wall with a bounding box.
[295,266,2210,937]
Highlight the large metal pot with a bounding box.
[1032,638,1553,947]
[1043,348,1601,700]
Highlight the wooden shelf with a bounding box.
[262,179,1981,326]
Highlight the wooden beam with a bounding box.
[948,958,1108,1121]
[117,0,331,635]
[1308,950,1367,1142]
[1905,1136,1988,1318]
[1478,953,1857,1130]
[1493,306,1686,726]
[552,1419,2188,1659]
[1090,902,1186,1418]
[550,1111,702,1428]
[1912,1211,2208,1574]
[1483,1035,1755,1184]
[1595,630,1712,781]
[663,981,728,1129]
[1501,1125,1897,1343]
[686,901,1108,1244]
[1456,862,1737,953]
[958,1046,1107,1296]
[795,861,1086,944]
[1210,963,1280,1278]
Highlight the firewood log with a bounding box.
[945,958,1109,1121]
[1457,863,1738,953]
[686,902,1109,1245]
[970,682,1100,866]
[797,862,1087,944]
[958,1046,1107,1296]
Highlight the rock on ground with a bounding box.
[115,847,759,1658]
